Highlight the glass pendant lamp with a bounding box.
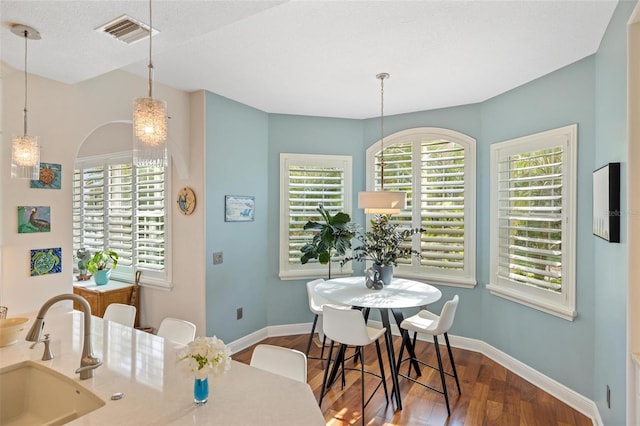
[133,0,168,167]
[11,24,41,180]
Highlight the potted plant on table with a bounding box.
[300,205,354,279]
[341,214,422,286]
[86,250,119,286]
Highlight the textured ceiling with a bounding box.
[0,0,618,119]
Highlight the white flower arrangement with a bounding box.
[178,336,232,380]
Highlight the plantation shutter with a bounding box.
[496,146,564,292]
[72,170,83,251]
[287,165,346,265]
[77,166,107,255]
[374,143,414,266]
[373,138,468,272]
[73,159,166,281]
[279,153,352,279]
[135,166,165,271]
[107,164,134,268]
[419,140,466,270]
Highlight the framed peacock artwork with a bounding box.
[18,206,51,233]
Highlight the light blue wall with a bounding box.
[480,56,597,398]
[594,1,634,424]
[203,4,633,421]
[204,91,269,343]
[266,114,364,326]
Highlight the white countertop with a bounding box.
[0,306,325,425]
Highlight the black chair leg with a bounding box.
[408,331,418,376]
[444,332,461,394]
[433,335,451,416]
[320,334,327,360]
[375,339,389,402]
[360,346,365,426]
[305,314,318,357]
[395,329,408,374]
[319,340,335,407]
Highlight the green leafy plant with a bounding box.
[85,250,119,274]
[342,214,422,267]
[300,205,354,278]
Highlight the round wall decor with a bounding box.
[177,187,196,215]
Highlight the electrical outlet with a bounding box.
[606,385,611,409]
[236,307,243,320]
[213,252,223,265]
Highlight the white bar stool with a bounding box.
[397,294,461,416]
[319,305,389,426]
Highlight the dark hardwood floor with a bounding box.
[232,333,592,426]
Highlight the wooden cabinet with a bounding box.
[73,281,134,318]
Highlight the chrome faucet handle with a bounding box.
[75,356,102,379]
[30,333,54,361]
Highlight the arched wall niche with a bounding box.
[77,121,187,178]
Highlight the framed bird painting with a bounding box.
[18,206,51,233]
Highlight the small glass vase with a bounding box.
[193,377,209,406]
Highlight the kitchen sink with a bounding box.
[0,361,105,425]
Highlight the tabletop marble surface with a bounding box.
[315,276,442,309]
[0,305,324,425]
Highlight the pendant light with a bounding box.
[10,24,41,180]
[133,0,168,167]
[358,73,406,214]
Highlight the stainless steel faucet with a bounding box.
[25,293,102,379]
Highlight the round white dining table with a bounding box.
[314,276,442,410]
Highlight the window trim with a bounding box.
[487,124,577,321]
[74,151,172,289]
[365,127,477,288]
[279,153,353,280]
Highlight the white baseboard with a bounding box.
[228,322,309,354]
[228,321,602,425]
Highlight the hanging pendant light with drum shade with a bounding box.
[358,73,406,214]
[133,0,168,167]
[10,24,41,180]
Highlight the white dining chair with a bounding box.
[157,317,196,345]
[102,303,136,328]
[397,295,461,416]
[305,278,351,360]
[319,305,388,426]
[250,344,308,383]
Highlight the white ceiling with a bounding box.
[1,0,618,119]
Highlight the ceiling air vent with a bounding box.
[96,15,159,45]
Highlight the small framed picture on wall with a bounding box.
[225,195,255,222]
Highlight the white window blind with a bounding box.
[279,153,353,279]
[74,155,168,285]
[489,124,577,320]
[365,128,476,287]
[496,147,563,291]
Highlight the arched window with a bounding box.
[365,127,476,287]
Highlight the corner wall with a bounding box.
[204,91,269,343]
[593,1,635,425]
[480,57,597,398]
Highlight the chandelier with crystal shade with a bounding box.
[358,73,407,214]
[133,0,168,167]
[10,24,41,180]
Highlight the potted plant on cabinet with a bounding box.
[341,214,422,285]
[86,250,119,286]
[300,205,354,279]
